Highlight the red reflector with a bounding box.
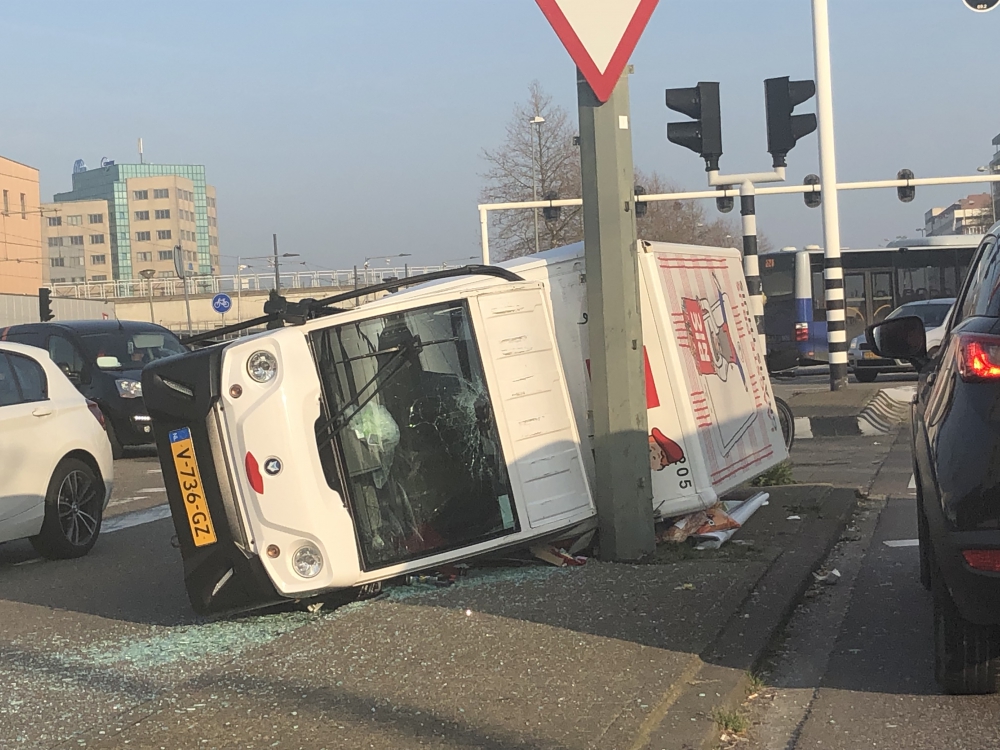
[245,452,264,494]
[962,549,1000,572]
[958,334,1000,382]
[86,399,106,430]
[795,323,809,342]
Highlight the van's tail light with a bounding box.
[962,549,1000,572]
[795,322,809,342]
[957,334,1000,382]
[86,399,106,430]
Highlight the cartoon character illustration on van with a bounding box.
[649,428,685,471]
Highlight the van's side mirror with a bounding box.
[866,316,928,369]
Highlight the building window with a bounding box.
[157,230,172,240]
[2,189,7,215]
[50,278,66,284]
[209,216,217,227]
[91,275,108,281]
[50,257,65,267]
[207,197,216,209]
[47,216,62,227]
[136,251,153,262]
[153,188,169,199]
[135,231,151,241]
[47,237,63,248]
[134,210,149,221]
[158,250,174,261]
[90,254,106,265]
[133,190,148,200]
[69,236,84,246]
[67,215,83,226]
[154,209,170,220]
[88,213,103,224]
[20,193,26,219]
[89,234,105,244]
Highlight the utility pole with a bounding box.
[577,66,654,562]
[273,233,280,291]
[177,244,193,335]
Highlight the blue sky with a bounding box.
[1,1,997,272]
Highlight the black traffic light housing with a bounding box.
[542,192,560,222]
[665,82,723,171]
[804,174,822,208]
[764,76,817,168]
[634,185,648,218]
[716,186,734,214]
[897,169,915,203]
[38,287,54,322]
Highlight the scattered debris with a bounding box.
[674,583,696,591]
[529,545,588,567]
[694,492,770,550]
[786,515,801,521]
[812,568,841,586]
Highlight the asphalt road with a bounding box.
[749,430,1000,749]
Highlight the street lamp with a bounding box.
[363,254,411,283]
[530,115,545,254]
[138,269,156,323]
[236,263,252,322]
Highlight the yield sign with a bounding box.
[536,0,660,102]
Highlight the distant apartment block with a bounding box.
[52,162,219,282]
[0,155,43,294]
[40,199,111,284]
[924,193,994,237]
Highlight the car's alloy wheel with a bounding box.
[30,457,104,560]
[933,573,1000,694]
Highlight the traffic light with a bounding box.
[38,288,54,322]
[634,186,647,218]
[542,192,560,222]
[897,169,916,203]
[716,186,734,214]
[665,82,723,171]
[764,76,817,168]
[804,174,822,208]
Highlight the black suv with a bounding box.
[0,320,187,458]
[869,229,1000,694]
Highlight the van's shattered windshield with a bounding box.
[310,300,518,569]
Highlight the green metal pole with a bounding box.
[577,66,654,561]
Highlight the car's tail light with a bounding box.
[962,549,1000,572]
[957,333,1000,382]
[86,399,106,430]
[795,322,809,342]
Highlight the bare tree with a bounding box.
[480,82,583,260]
[481,84,769,259]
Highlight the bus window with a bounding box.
[811,272,825,321]
[872,271,894,323]
[845,273,867,343]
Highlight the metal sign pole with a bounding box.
[577,66,654,561]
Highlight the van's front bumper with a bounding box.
[142,345,284,616]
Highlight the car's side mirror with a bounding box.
[866,316,928,369]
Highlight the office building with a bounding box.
[924,193,994,237]
[0,155,44,294]
[40,199,112,284]
[53,162,219,282]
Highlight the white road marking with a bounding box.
[794,416,813,439]
[908,473,916,489]
[103,504,172,533]
[883,539,919,548]
[107,496,149,508]
[137,487,166,493]
[147,468,162,474]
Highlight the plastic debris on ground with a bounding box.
[812,568,841,585]
[530,544,588,567]
[656,492,770,550]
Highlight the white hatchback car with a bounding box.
[0,342,113,558]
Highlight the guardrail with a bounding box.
[49,265,449,300]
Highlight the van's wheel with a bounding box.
[933,572,1000,694]
[104,416,124,460]
[30,457,104,559]
[855,369,878,383]
[775,396,794,451]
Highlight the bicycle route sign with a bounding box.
[212,293,232,314]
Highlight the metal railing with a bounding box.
[48,265,449,300]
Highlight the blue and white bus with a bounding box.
[760,235,980,370]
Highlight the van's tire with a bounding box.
[855,369,878,383]
[105,416,124,460]
[775,396,795,452]
[30,457,104,560]
[933,573,1000,694]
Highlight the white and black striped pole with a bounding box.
[812,0,848,390]
[739,180,767,355]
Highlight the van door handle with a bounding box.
[32,406,53,417]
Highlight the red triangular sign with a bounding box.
[536,0,660,102]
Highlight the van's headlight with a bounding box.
[115,378,143,398]
[247,351,278,383]
[292,544,323,578]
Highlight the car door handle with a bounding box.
[31,406,53,417]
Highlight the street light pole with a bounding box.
[139,268,156,323]
[176,244,193,335]
[530,115,545,254]
[273,233,280,290]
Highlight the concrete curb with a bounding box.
[641,485,858,749]
[794,387,913,438]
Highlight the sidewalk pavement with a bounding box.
[55,484,854,750]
